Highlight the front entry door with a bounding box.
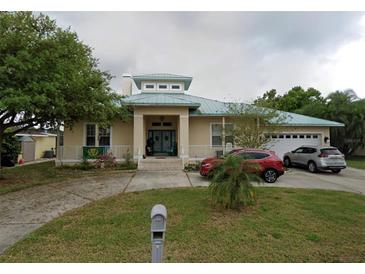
[148,130,176,156]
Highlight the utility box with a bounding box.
[151,204,167,263]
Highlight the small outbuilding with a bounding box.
[16,129,57,162]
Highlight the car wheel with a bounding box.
[283,157,291,167]
[331,169,341,174]
[263,169,278,183]
[308,161,317,173]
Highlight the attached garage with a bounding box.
[266,133,322,160]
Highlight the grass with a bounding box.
[1,187,364,263]
[346,155,365,170]
[0,161,136,195]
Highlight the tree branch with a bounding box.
[3,122,39,136]
[2,117,38,129]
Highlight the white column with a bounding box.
[133,114,144,160]
[222,116,226,153]
[179,115,189,158]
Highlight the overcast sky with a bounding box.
[46,11,365,102]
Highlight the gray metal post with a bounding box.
[151,204,167,263]
[152,239,164,263]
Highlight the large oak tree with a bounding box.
[0,12,129,168]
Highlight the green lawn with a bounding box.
[1,187,364,263]
[347,156,365,170]
[0,161,136,195]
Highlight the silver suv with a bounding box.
[283,146,347,173]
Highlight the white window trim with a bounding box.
[98,126,113,147]
[210,122,233,147]
[84,123,97,147]
[143,83,156,91]
[157,82,169,91]
[170,83,182,91]
[83,123,112,147]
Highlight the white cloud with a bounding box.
[46,12,365,101]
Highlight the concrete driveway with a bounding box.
[0,172,135,254]
[187,167,365,195]
[0,166,364,254]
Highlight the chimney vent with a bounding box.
[121,73,132,96]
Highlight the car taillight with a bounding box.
[318,153,328,158]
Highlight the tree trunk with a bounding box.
[0,131,3,179]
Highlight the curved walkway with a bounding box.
[1,167,364,253]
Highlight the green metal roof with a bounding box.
[122,92,344,127]
[132,73,193,90]
[123,93,200,108]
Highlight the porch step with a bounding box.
[138,158,183,171]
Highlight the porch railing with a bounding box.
[57,145,133,162]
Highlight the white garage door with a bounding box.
[266,133,321,160]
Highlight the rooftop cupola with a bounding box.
[132,73,193,93]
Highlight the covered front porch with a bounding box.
[132,106,189,160]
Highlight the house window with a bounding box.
[158,84,168,90]
[98,127,111,146]
[171,84,182,90]
[163,122,172,127]
[152,122,161,126]
[144,83,155,90]
[86,124,96,146]
[211,123,234,146]
[211,124,222,146]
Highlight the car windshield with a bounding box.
[321,148,341,155]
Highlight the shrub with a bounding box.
[95,152,117,168]
[184,161,201,172]
[78,159,94,170]
[123,149,136,169]
[209,154,260,209]
[2,134,21,162]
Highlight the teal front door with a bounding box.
[148,130,177,156]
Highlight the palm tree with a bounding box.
[209,154,260,209]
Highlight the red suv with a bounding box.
[200,149,285,183]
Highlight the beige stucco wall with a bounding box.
[61,120,133,161]
[63,122,84,146]
[63,120,133,147]
[189,117,330,146]
[189,116,224,145]
[61,113,333,161]
[33,136,56,159]
[112,120,134,146]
